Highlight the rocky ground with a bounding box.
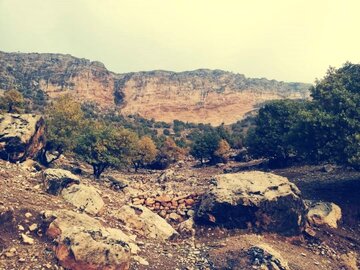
[0,157,359,270]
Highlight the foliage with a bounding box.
[0,89,25,113]
[75,122,137,179]
[190,131,221,164]
[132,136,158,171]
[213,139,231,163]
[150,137,185,169]
[39,94,85,165]
[245,62,360,169]
[309,63,360,168]
[245,100,310,166]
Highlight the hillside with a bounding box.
[0,51,311,125]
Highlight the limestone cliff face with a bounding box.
[0,52,116,107]
[0,52,311,125]
[116,70,310,125]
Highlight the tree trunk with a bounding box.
[93,164,108,180]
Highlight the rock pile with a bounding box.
[130,193,199,223]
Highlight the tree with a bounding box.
[132,136,158,171]
[151,137,185,169]
[75,122,137,179]
[38,95,84,165]
[190,132,220,165]
[213,139,231,163]
[0,89,24,113]
[309,63,360,168]
[245,100,310,167]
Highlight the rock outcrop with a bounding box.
[112,205,178,241]
[196,171,306,235]
[43,210,133,270]
[0,114,45,162]
[118,70,311,125]
[0,51,311,125]
[306,201,342,229]
[43,168,80,195]
[61,184,104,215]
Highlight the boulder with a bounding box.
[247,244,290,270]
[0,114,45,162]
[43,168,80,195]
[43,210,133,270]
[61,184,105,215]
[306,201,342,229]
[196,171,306,235]
[112,205,178,241]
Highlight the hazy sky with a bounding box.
[1,0,359,83]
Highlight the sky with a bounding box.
[0,0,360,83]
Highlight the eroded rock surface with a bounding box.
[306,201,342,229]
[196,171,306,234]
[0,114,45,162]
[43,168,80,195]
[43,209,133,270]
[112,205,178,241]
[61,184,104,215]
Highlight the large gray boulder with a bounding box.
[112,205,178,241]
[43,209,134,270]
[43,168,80,195]
[61,184,105,215]
[0,114,45,162]
[196,171,306,235]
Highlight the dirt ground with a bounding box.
[0,159,359,270]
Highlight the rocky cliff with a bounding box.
[0,51,311,125]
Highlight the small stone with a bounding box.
[134,255,149,266]
[145,197,155,206]
[18,225,25,231]
[4,248,17,258]
[156,195,172,203]
[29,223,38,232]
[24,212,32,218]
[18,258,26,263]
[169,212,182,222]
[21,233,34,245]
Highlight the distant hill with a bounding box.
[0,51,311,125]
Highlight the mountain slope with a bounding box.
[0,51,311,125]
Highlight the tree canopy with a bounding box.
[75,122,138,179]
[245,63,360,169]
[0,89,25,113]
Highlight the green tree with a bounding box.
[0,89,25,113]
[245,100,310,167]
[39,95,84,165]
[309,63,360,167]
[132,136,158,171]
[190,132,220,165]
[75,122,137,179]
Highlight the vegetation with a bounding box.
[246,63,360,169]
[132,136,158,172]
[38,95,85,165]
[75,122,137,179]
[150,137,185,169]
[0,89,25,113]
[190,131,221,165]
